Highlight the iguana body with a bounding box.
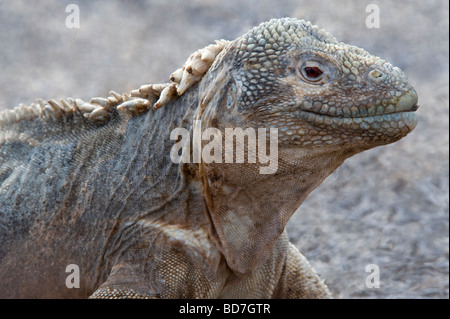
[0,18,418,298]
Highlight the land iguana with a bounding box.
[0,18,418,298]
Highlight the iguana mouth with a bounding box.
[298,106,418,133]
[297,90,419,121]
[300,103,419,119]
[410,103,420,112]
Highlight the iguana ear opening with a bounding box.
[196,73,235,123]
[194,40,243,122]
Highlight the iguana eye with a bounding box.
[297,58,330,84]
[301,64,325,82]
[304,67,323,79]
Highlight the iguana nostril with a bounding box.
[369,69,383,79]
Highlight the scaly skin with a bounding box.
[0,18,417,298]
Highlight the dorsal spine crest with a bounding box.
[0,39,230,126]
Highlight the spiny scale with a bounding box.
[0,39,230,126]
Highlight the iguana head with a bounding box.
[201,17,418,150]
[194,18,418,274]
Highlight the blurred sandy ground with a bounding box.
[0,0,448,298]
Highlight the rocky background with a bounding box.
[0,0,448,298]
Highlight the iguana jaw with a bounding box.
[295,89,418,146]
